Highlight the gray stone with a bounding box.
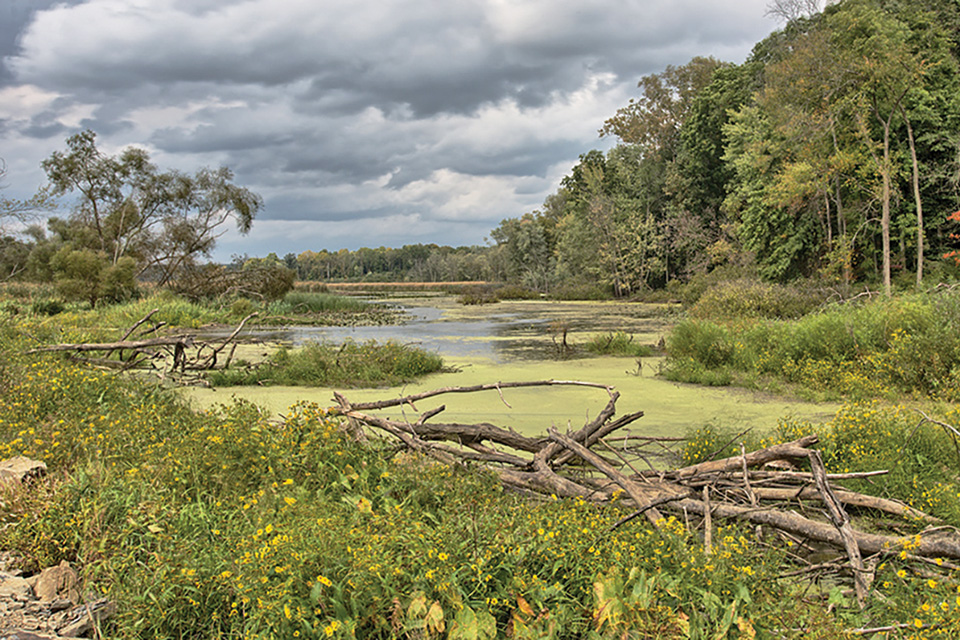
[57,599,116,637]
[0,457,47,486]
[0,573,33,600]
[33,562,78,604]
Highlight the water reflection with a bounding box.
[223,299,673,364]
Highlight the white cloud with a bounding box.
[0,0,777,255]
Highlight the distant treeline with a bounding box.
[5,0,960,302]
[277,245,503,283]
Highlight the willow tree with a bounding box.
[41,130,262,285]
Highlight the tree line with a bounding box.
[490,0,960,296]
[3,0,960,302]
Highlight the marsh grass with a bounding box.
[207,339,446,388]
[665,293,960,400]
[269,291,370,315]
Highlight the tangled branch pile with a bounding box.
[26,308,258,384]
[334,381,960,610]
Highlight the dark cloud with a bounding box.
[0,0,777,255]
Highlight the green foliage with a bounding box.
[666,292,960,399]
[208,339,446,388]
[30,299,65,316]
[1,314,958,637]
[689,278,824,320]
[40,130,262,287]
[493,284,541,300]
[456,286,500,305]
[548,282,610,301]
[583,331,655,357]
[50,248,138,307]
[173,262,295,302]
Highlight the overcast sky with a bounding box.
[0,0,778,259]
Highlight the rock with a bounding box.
[33,563,79,604]
[57,599,116,638]
[0,573,32,600]
[0,458,47,486]
[1,631,63,640]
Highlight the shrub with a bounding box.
[664,292,960,400]
[172,262,295,302]
[584,331,655,357]
[494,284,540,300]
[208,339,446,387]
[30,299,65,316]
[458,287,500,305]
[689,278,823,320]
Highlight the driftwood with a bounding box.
[333,380,960,609]
[26,312,259,384]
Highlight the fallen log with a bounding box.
[666,499,960,559]
[28,335,194,353]
[25,313,258,381]
[749,486,938,523]
[332,381,954,572]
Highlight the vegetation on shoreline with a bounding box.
[207,339,446,388]
[665,289,960,400]
[582,331,656,358]
[3,309,960,638]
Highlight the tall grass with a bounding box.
[207,339,446,387]
[665,293,960,400]
[269,291,370,315]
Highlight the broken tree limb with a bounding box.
[665,499,960,559]
[337,380,615,413]
[331,381,959,575]
[808,449,870,608]
[748,487,938,523]
[548,428,689,524]
[28,335,195,353]
[668,435,819,480]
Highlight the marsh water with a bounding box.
[185,296,840,438]
[205,296,674,363]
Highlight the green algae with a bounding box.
[183,354,838,439]
[181,297,838,438]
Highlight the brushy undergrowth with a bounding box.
[207,339,446,388]
[688,278,824,320]
[665,292,960,400]
[268,291,370,315]
[682,403,960,635]
[3,313,960,637]
[582,331,655,358]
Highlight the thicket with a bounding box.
[665,291,960,400]
[2,314,959,637]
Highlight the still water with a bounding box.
[227,298,675,363]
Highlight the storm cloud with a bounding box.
[0,0,777,257]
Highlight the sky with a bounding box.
[0,0,778,260]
